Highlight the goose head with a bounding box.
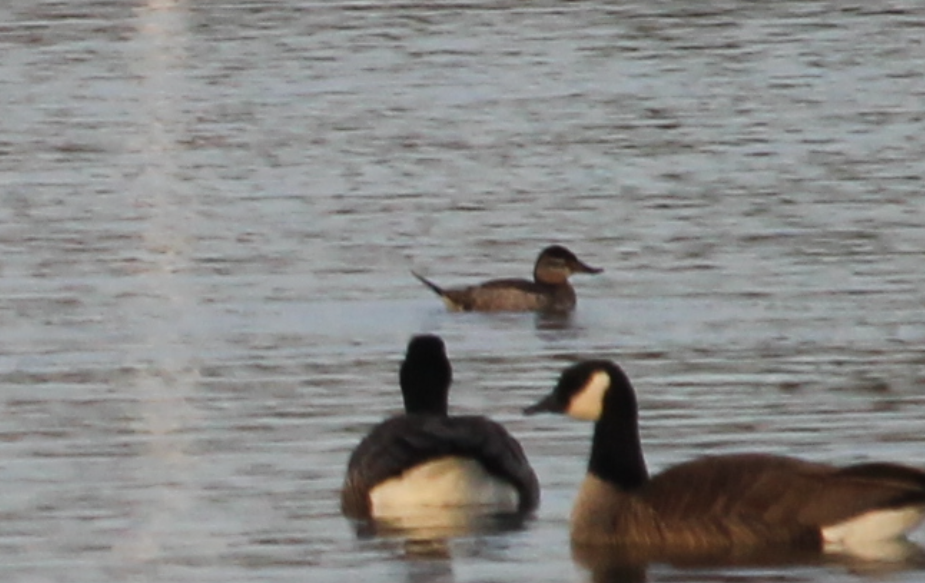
[400,334,452,416]
[524,360,635,422]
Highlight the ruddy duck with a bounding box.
[341,335,539,521]
[413,245,602,312]
[525,360,925,555]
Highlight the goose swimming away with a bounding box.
[341,335,539,523]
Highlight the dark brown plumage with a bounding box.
[525,360,925,554]
[341,413,540,518]
[341,335,539,520]
[412,245,602,312]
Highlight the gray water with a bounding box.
[2,1,925,581]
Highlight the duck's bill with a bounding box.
[523,392,562,415]
[574,260,603,274]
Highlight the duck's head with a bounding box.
[400,334,452,416]
[534,245,602,285]
[524,360,633,422]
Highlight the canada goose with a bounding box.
[412,245,602,312]
[524,360,925,554]
[341,335,539,521]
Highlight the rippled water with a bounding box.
[2,1,924,581]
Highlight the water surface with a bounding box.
[1,1,924,582]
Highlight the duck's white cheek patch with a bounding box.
[568,371,610,421]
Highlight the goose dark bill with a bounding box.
[523,392,563,415]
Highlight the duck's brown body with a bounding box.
[413,245,601,312]
[417,278,578,312]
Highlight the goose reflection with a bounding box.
[572,538,925,583]
[347,509,531,583]
[349,506,531,544]
[571,540,823,583]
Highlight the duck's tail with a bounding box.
[411,270,446,297]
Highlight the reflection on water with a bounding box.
[350,511,537,583]
[573,539,925,583]
[398,545,456,583]
[349,508,532,543]
[2,0,925,582]
[534,310,581,337]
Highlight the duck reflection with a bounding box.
[533,308,576,332]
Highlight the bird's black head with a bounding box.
[400,334,452,415]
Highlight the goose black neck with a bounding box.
[588,369,649,491]
[399,337,452,416]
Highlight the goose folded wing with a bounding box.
[344,415,539,512]
[643,454,925,528]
